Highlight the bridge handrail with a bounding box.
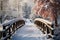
[34,18,54,38]
[0,18,25,40]
[34,18,54,29]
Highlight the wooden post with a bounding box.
[55,13,58,27]
[9,27,11,39]
[13,23,16,32]
[3,26,6,37]
[51,24,54,35]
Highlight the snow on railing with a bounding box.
[34,18,54,38]
[0,18,25,40]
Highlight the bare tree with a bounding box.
[33,0,60,27]
[22,3,31,18]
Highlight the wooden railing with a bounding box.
[34,18,54,38]
[0,18,25,40]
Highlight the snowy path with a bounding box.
[11,20,51,40]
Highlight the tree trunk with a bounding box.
[55,13,58,27]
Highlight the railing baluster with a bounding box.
[0,19,25,40]
[34,18,54,38]
[16,22,18,29]
[3,26,6,37]
[9,27,11,39]
[13,23,16,32]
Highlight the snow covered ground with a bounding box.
[11,19,52,40]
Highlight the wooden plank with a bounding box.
[34,18,53,25]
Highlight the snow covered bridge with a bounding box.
[0,18,52,40]
[34,18,54,37]
[0,18,57,40]
[0,18,25,40]
[11,21,48,40]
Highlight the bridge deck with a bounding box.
[11,23,52,40]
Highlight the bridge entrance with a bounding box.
[11,19,50,40]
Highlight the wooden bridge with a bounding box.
[0,18,55,40]
[0,18,25,40]
[34,18,54,38]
